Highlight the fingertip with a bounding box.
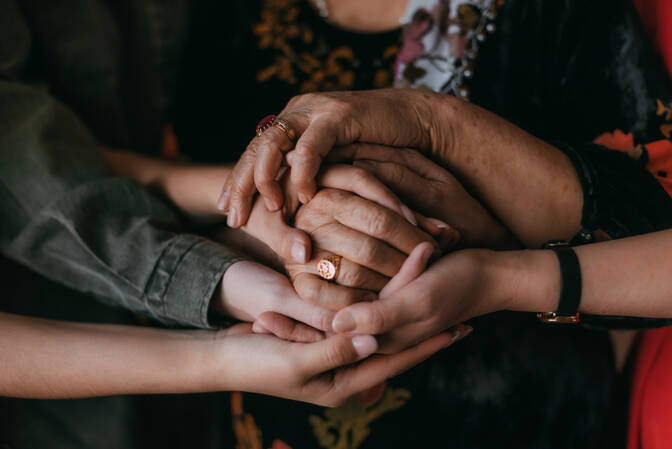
[216,188,230,213]
[414,241,435,264]
[332,310,356,333]
[400,204,418,226]
[263,195,280,212]
[438,227,462,251]
[291,239,309,264]
[286,151,295,166]
[452,324,473,343]
[352,335,378,358]
[252,321,272,335]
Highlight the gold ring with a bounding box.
[317,255,342,281]
[272,118,297,143]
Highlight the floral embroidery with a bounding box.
[395,0,501,98]
[594,99,672,196]
[231,383,410,449]
[309,383,411,449]
[253,0,398,92]
[231,392,294,449]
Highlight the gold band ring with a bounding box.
[317,255,342,281]
[272,118,297,143]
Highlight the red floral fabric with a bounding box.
[627,2,672,449]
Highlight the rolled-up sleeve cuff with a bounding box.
[147,235,247,329]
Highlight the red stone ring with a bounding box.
[256,115,297,143]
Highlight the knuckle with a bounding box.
[388,164,406,185]
[354,239,380,266]
[338,266,366,288]
[366,209,394,237]
[316,188,341,205]
[329,98,354,116]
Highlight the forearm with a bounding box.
[427,94,583,247]
[497,229,672,318]
[0,312,216,399]
[0,84,244,328]
[103,150,233,223]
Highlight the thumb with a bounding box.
[379,242,434,299]
[244,205,311,264]
[330,243,432,335]
[297,334,378,375]
[253,312,325,343]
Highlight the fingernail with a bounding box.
[217,191,229,212]
[400,204,418,226]
[227,210,239,228]
[291,241,308,263]
[352,335,378,357]
[332,311,356,333]
[452,325,473,343]
[264,196,280,211]
[426,218,449,229]
[440,228,461,248]
[363,293,378,302]
[298,192,310,204]
[252,322,272,334]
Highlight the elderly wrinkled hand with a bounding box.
[218,89,451,227]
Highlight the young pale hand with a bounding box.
[213,319,460,407]
[330,247,497,354]
[253,243,473,352]
[213,260,335,333]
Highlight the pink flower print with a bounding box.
[398,9,434,64]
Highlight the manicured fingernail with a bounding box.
[252,322,272,334]
[291,241,308,263]
[352,335,378,357]
[332,311,356,333]
[400,204,418,226]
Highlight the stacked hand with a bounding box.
[214,243,473,407]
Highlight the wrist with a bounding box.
[493,249,561,313]
[424,93,464,163]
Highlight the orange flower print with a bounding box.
[594,129,635,152]
[270,440,293,449]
